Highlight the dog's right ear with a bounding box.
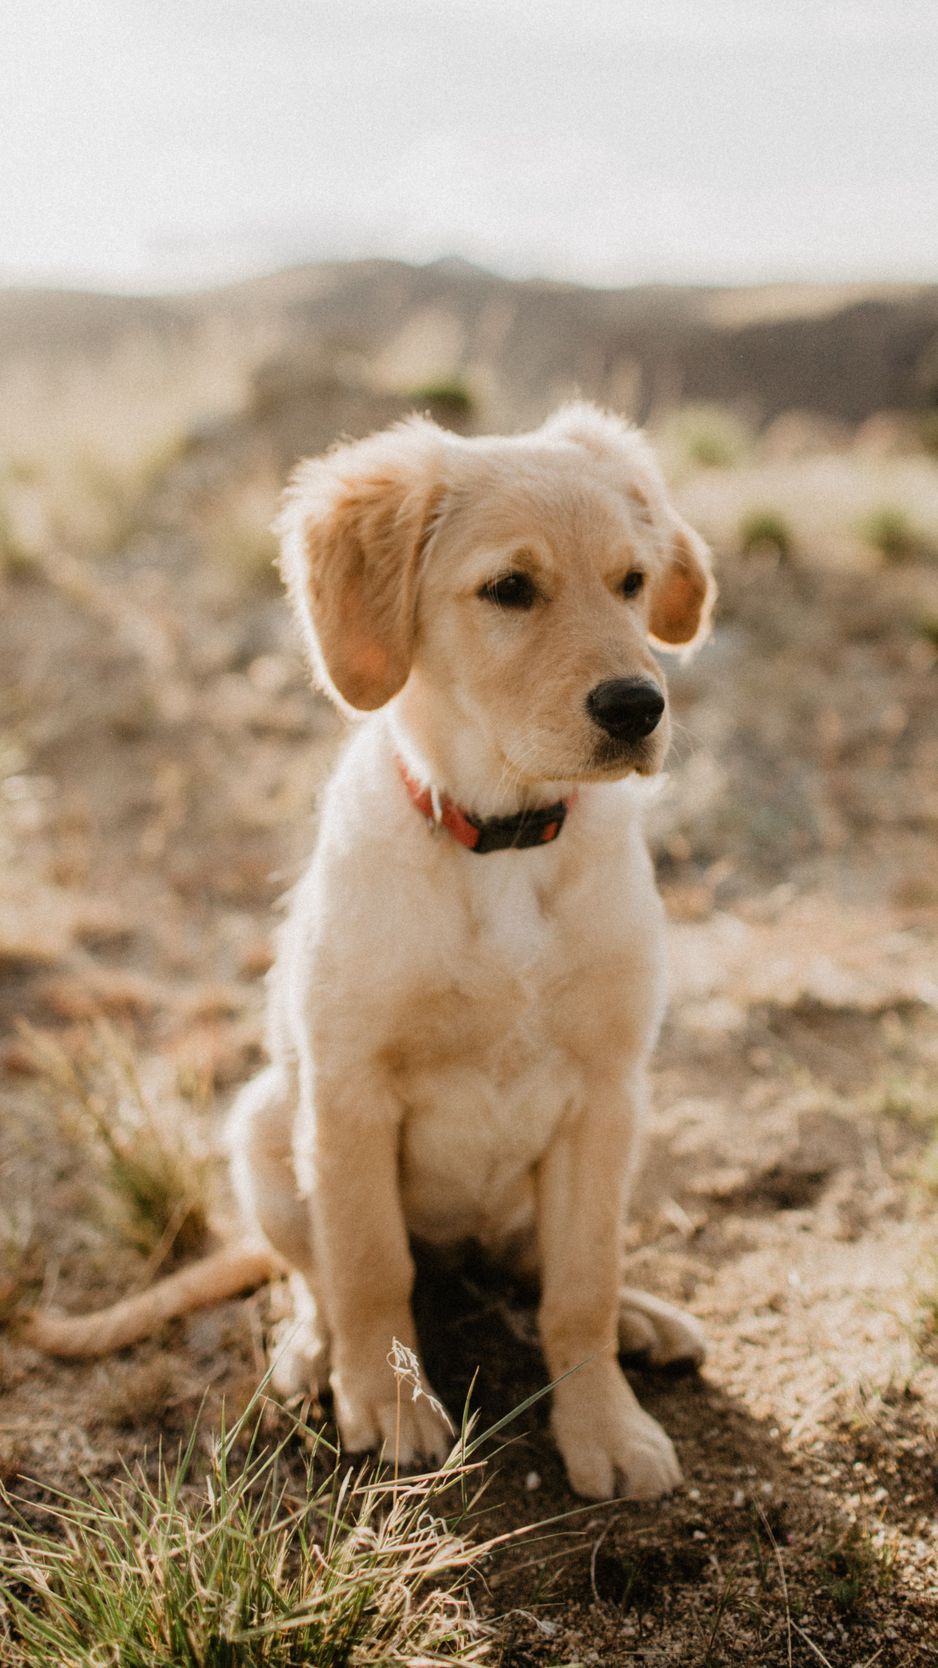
[278,419,447,712]
[648,518,716,652]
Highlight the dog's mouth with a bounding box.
[589,731,663,778]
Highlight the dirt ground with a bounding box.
[1,490,937,1664]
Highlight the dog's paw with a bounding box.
[266,1275,331,1399]
[551,1360,682,1500]
[618,1287,708,1368]
[332,1367,453,1467]
[268,1315,331,1400]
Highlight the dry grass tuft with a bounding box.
[20,1021,215,1265]
[0,1374,565,1667]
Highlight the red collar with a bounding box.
[397,758,574,854]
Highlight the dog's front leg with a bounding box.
[536,1076,682,1500]
[312,1089,452,1466]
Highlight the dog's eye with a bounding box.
[619,571,645,598]
[479,572,538,610]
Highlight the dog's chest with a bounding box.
[391,861,589,1245]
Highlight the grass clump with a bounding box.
[0,1387,503,1666]
[738,507,795,563]
[665,403,753,471]
[408,377,476,422]
[818,1526,895,1615]
[23,1022,214,1265]
[858,504,921,563]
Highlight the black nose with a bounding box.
[586,677,665,743]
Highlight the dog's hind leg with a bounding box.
[617,1286,707,1368]
[228,1066,330,1397]
[229,1066,311,1268]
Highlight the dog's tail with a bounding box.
[21,1245,279,1358]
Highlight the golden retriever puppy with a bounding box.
[28,402,714,1501]
[230,401,715,1499]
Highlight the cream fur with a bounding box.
[28,403,715,1502]
[242,402,714,1498]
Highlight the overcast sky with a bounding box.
[2,0,937,292]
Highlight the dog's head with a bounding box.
[279,402,714,789]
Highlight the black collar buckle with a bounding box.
[466,799,570,854]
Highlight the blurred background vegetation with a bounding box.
[2,262,937,595]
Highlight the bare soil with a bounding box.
[1,516,937,1664]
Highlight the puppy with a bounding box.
[29,403,715,1501]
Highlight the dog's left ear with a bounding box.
[648,517,716,652]
[279,419,447,712]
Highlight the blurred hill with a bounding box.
[2,259,938,431]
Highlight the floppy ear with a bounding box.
[278,419,446,711]
[648,517,716,651]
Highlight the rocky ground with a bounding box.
[1,460,937,1663]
